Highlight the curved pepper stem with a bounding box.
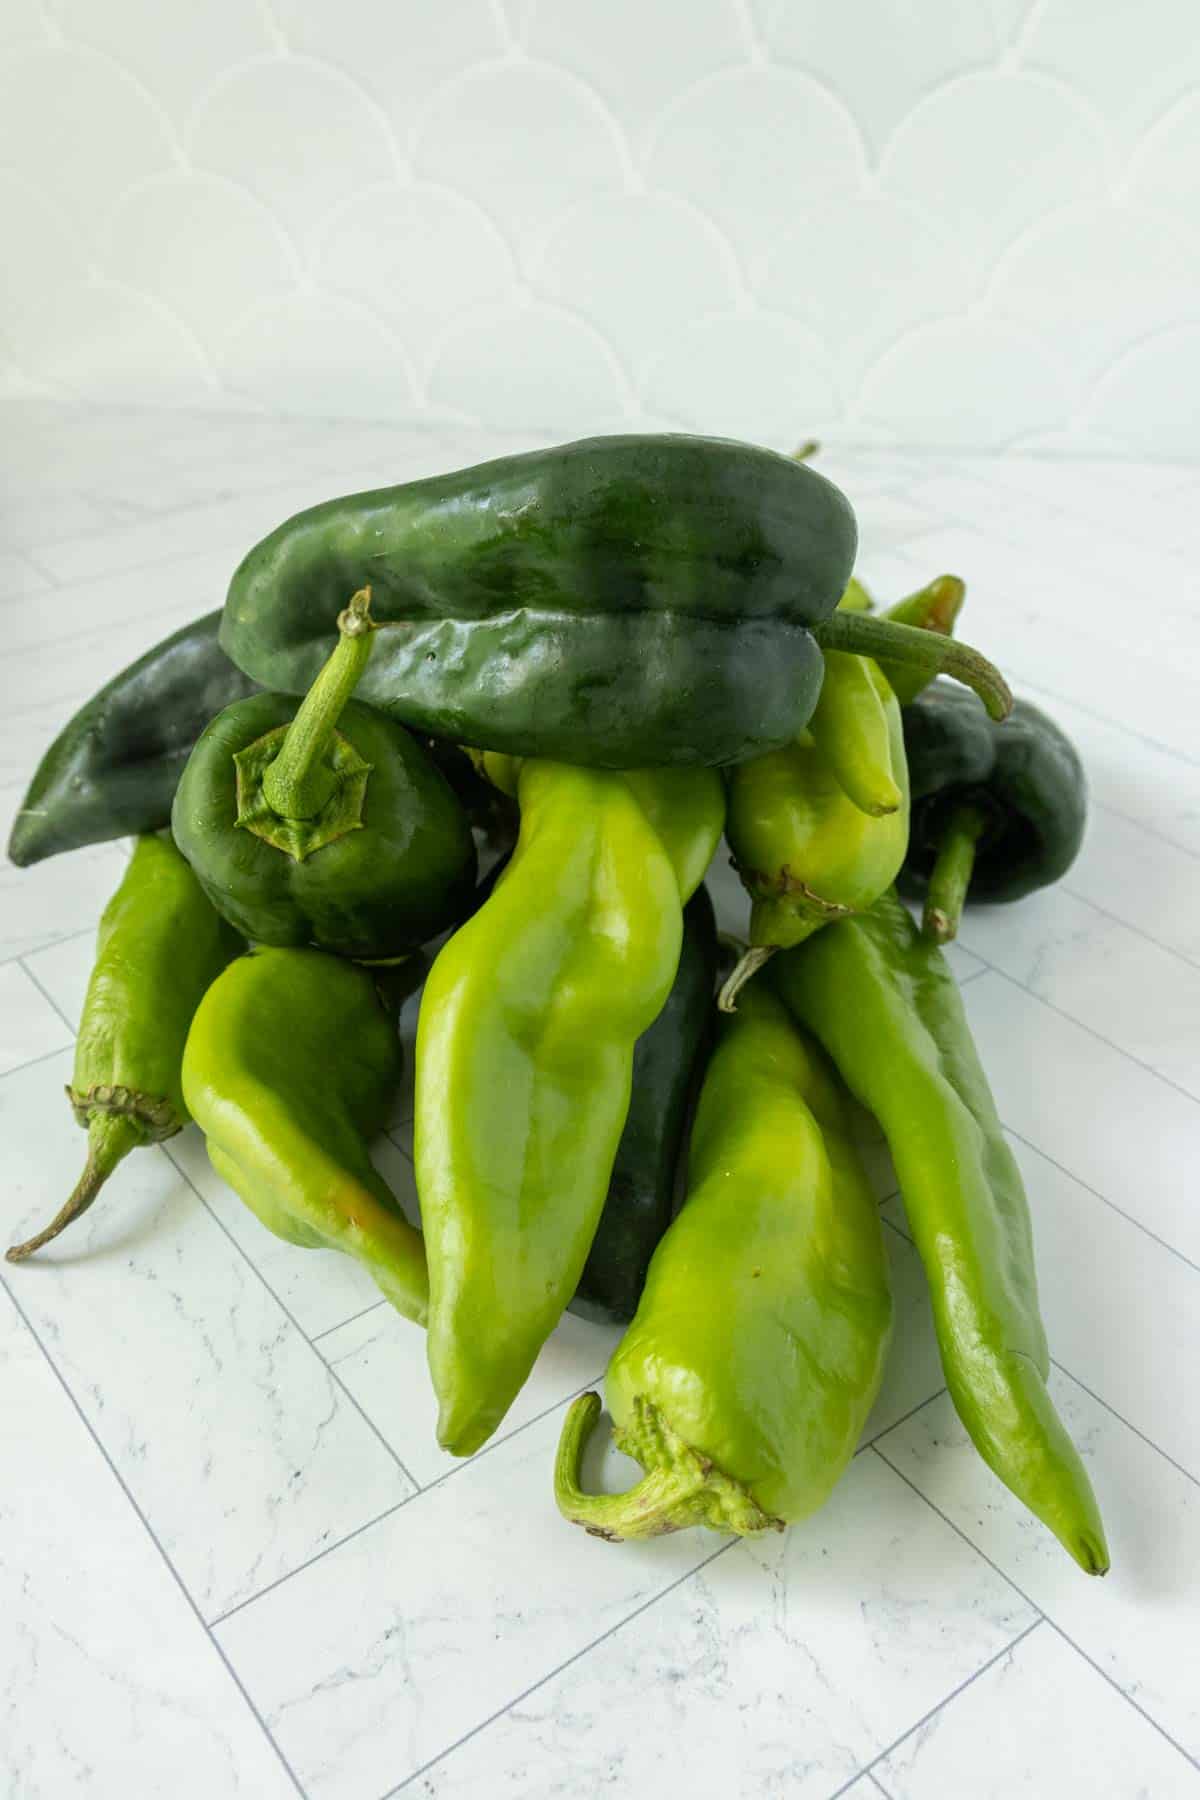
[261,588,376,821]
[877,575,966,705]
[923,804,987,943]
[7,1111,143,1262]
[718,944,776,1014]
[812,611,1012,722]
[554,1392,780,1540]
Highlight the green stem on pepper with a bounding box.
[812,611,1012,722]
[922,803,987,944]
[7,1112,144,1262]
[261,587,376,821]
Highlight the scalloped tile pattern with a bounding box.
[2,0,1196,449]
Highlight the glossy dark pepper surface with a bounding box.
[900,682,1087,908]
[8,611,258,867]
[220,435,858,768]
[569,883,719,1327]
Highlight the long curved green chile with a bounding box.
[8,612,258,868]
[770,890,1109,1575]
[221,434,1007,768]
[183,947,428,1324]
[172,591,476,959]
[8,837,240,1262]
[555,982,892,1538]
[569,884,719,1327]
[415,759,725,1456]
[900,683,1087,943]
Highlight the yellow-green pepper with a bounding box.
[416,759,724,1457]
[555,981,892,1538]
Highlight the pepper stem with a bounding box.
[922,804,987,943]
[812,611,1012,721]
[791,438,821,462]
[928,802,993,943]
[554,1394,712,1541]
[718,945,776,1014]
[261,588,376,820]
[7,1111,144,1262]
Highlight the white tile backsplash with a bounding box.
[0,2,1197,451]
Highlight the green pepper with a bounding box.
[8,612,259,868]
[182,946,428,1324]
[554,981,892,1538]
[569,884,719,1327]
[719,575,960,1008]
[221,435,1009,769]
[770,890,1108,1574]
[900,683,1087,943]
[172,590,476,960]
[416,759,725,1456]
[7,836,240,1262]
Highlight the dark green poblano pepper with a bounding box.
[172,589,476,960]
[900,682,1087,942]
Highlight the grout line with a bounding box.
[383,1537,737,1798]
[0,1277,309,1800]
[856,1386,948,1456]
[871,1445,1200,1777]
[17,955,76,1032]
[868,1773,895,1799]
[311,1297,389,1344]
[1048,1360,1200,1495]
[161,1142,422,1499]
[1058,881,1200,975]
[1093,799,1200,865]
[0,1039,74,1081]
[1003,1123,1200,1279]
[209,1371,606,1630]
[953,964,990,986]
[972,963,1200,1112]
[1010,668,1200,773]
[868,1211,1200,1486]
[824,1617,1046,1800]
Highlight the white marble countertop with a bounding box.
[2,405,1199,1800]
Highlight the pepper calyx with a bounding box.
[554,1392,782,1541]
[234,725,372,861]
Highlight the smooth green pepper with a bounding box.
[570,884,719,1327]
[900,683,1087,942]
[7,836,240,1261]
[771,890,1108,1574]
[555,981,892,1537]
[182,947,427,1324]
[221,435,1008,769]
[719,575,960,1008]
[172,590,476,959]
[8,611,259,868]
[416,759,725,1456]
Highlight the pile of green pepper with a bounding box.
[7,432,1103,1578]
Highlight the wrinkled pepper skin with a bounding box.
[7,836,241,1262]
[569,884,719,1327]
[900,683,1087,940]
[8,611,258,868]
[221,435,858,768]
[554,982,892,1538]
[183,947,428,1324]
[771,891,1109,1575]
[173,595,476,959]
[416,760,725,1456]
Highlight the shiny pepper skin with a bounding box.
[415,758,724,1457]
